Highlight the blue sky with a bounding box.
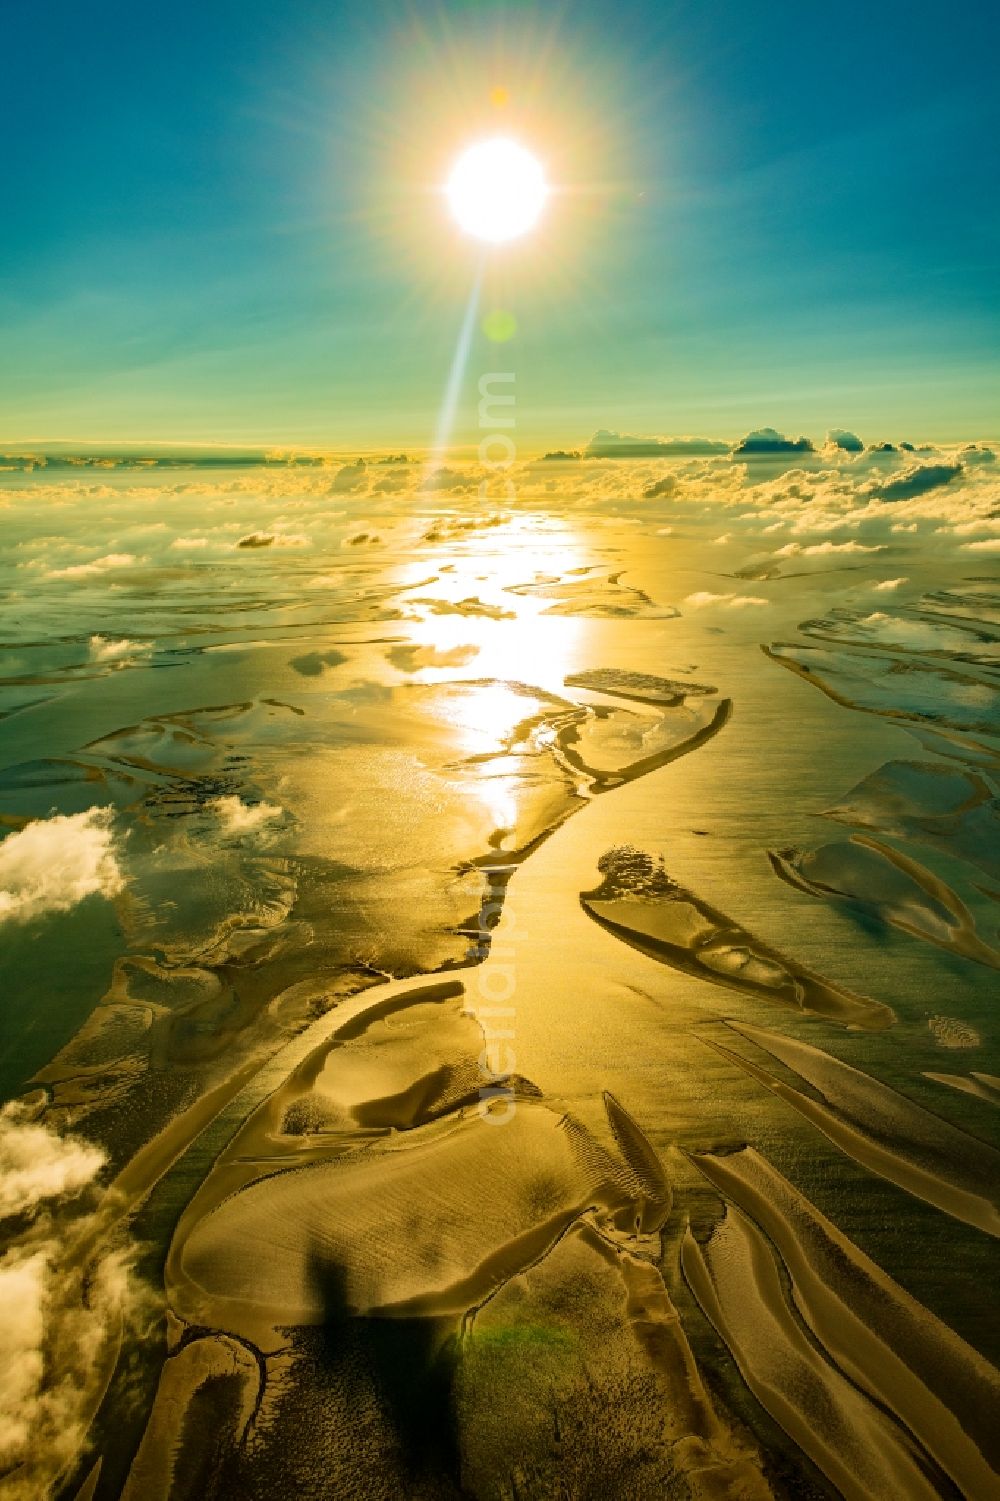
[2,0,998,449]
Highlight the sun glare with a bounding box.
[445,138,549,244]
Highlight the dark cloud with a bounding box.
[958,444,996,467]
[585,430,729,458]
[874,462,964,502]
[236,530,310,550]
[643,475,679,498]
[330,460,367,492]
[825,429,864,453]
[732,427,815,456]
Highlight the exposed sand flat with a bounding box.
[769,832,1000,969]
[292,986,516,1132]
[822,758,1000,881]
[581,846,894,1029]
[170,1100,639,1342]
[506,570,679,618]
[919,587,1000,629]
[925,1072,1000,1108]
[715,1021,1000,1237]
[682,1207,948,1501]
[690,1146,1000,1498]
[765,641,1000,734]
[455,1220,773,1501]
[927,1014,982,1050]
[120,1335,261,1501]
[799,604,1000,662]
[603,1091,672,1233]
[559,697,731,791]
[563,667,717,704]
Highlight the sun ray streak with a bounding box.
[425,257,485,479]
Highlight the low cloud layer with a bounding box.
[3,429,998,632]
[585,430,729,458]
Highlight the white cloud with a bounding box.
[0,1103,142,1497]
[0,1250,48,1464]
[824,428,864,453]
[684,591,769,609]
[940,518,1000,537]
[873,577,908,590]
[211,796,283,835]
[961,538,1000,554]
[0,809,122,925]
[46,553,138,580]
[88,635,152,666]
[774,539,883,557]
[0,1102,105,1219]
[169,535,210,550]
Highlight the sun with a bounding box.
[445,138,549,244]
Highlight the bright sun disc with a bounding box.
[445,138,548,244]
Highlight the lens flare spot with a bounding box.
[483,309,518,343]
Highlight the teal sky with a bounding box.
[2,0,998,452]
